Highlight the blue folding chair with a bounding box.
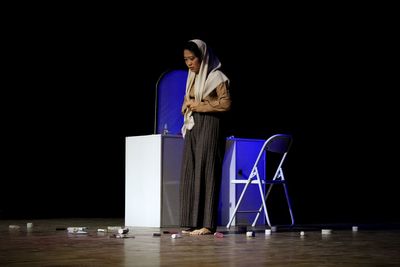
[226,133,295,228]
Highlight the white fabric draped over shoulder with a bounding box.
[181,39,230,137]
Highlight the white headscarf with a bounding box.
[181,39,229,137]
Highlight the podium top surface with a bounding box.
[125,134,182,139]
[226,136,265,142]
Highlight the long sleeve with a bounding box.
[181,95,189,114]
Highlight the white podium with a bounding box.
[125,134,183,227]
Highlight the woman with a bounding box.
[180,39,231,235]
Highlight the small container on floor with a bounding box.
[321,229,332,235]
[214,232,224,238]
[118,228,129,234]
[171,233,181,239]
[246,231,255,237]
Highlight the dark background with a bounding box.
[1,6,398,225]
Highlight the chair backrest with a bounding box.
[264,134,293,154]
[252,134,292,181]
[253,134,292,166]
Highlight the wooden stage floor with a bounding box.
[1,218,400,266]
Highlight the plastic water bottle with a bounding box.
[163,123,169,135]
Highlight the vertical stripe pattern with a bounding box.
[179,112,224,231]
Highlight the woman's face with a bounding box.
[184,49,201,74]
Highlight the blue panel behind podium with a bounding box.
[234,139,266,225]
[155,69,188,135]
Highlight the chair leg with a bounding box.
[256,177,272,227]
[283,184,295,226]
[252,183,295,227]
[252,184,273,227]
[226,179,253,229]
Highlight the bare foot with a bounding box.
[181,228,196,234]
[189,227,212,235]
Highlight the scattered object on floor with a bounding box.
[107,226,122,231]
[97,228,107,232]
[352,226,358,232]
[75,231,88,234]
[246,231,255,237]
[110,233,134,239]
[153,233,161,237]
[321,229,332,235]
[26,222,33,229]
[171,233,181,239]
[265,229,272,235]
[214,232,224,238]
[271,226,277,232]
[118,228,129,234]
[9,225,20,230]
[67,227,88,233]
[300,231,305,236]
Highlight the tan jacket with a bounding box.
[181,81,231,114]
